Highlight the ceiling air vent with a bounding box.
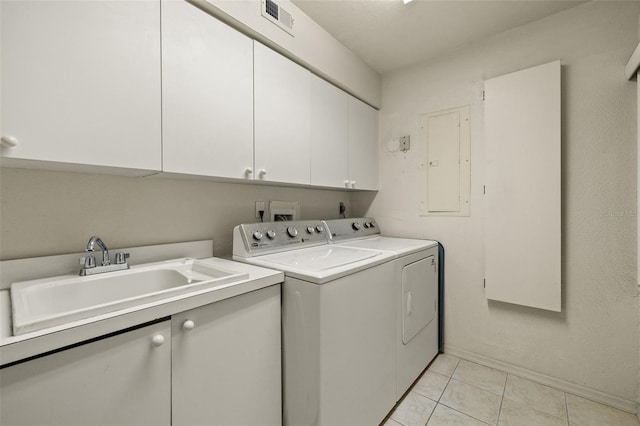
[261,0,294,36]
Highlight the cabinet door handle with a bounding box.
[344,179,350,187]
[351,180,357,188]
[182,320,195,330]
[245,167,253,176]
[151,334,165,347]
[258,169,267,178]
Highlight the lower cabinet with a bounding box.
[172,285,282,426]
[0,285,281,426]
[0,321,172,426]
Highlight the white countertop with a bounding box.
[0,257,283,366]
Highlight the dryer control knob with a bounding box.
[352,222,361,231]
[287,227,298,237]
[253,231,264,241]
[306,226,315,234]
[266,230,276,239]
[363,222,370,229]
[316,225,324,233]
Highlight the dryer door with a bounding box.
[402,256,437,344]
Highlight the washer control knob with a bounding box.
[363,222,370,229]
[266,230,276,239]
[352,222,361,231]
[252,231,264,241]
[316,225,324,233]
[369,222,375,228]
[287,227,298,238]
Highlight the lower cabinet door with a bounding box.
[0,320,171,426]
[172,285,282,426]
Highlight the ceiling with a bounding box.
[291,0,587,75]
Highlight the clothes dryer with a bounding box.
[233,220,397,426]
[323,218,440,400]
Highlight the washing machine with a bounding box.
[323,217,440,400]
[232,220,397,426]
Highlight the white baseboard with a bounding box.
[444,344,638,414]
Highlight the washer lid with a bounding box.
[236,245,393,284]
[336,236,438,256]
[262,245,380,270]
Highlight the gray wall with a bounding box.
[0,168,352,259]
[354,1,639,403]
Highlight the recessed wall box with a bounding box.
[270,200,300,221]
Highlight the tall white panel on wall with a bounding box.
[484,61,561,312]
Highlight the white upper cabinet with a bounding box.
[310,77,350,188]
[0,0,161,172]
[348,97,379,190]
[254,42,311,185]
[161,0,254,179]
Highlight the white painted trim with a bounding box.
[625,43,640,80]
[444,344,638,414]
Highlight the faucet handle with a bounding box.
[115,252,130,265]
[80,255,96,269]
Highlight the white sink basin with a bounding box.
[10,258,249,336]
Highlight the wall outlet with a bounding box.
[399,135,411,152]
[255,201,265,218]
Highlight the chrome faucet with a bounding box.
[86,236,110,266]
[80,236,130,276]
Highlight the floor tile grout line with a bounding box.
[437,355,501,425]
[447,358,508,398]
[423,401,437,426]
[564,391,570,426]
[495,373,509,426]
[438,400,494,425]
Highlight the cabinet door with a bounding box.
[254,42,311,185]
[0,321,171,426]
[172,285,281,426]
[310,76,349,188]
[162,0,254,179]
[348,96,379,190]
[0,0,161,171]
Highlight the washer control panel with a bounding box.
[235,220,328,255]
[323,217,380,242]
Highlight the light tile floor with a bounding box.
[383,354,640,426]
